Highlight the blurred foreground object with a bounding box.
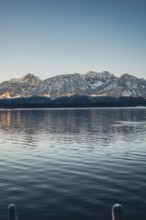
[112,204,124,220]
[8,203,125,220]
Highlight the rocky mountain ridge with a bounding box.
[0,71,146,98]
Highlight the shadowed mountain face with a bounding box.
[0,72,146,98]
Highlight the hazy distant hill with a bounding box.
[0,71,146,99]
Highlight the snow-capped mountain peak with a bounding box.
[20,73,42,84]
[85,71,115,80]
[0,71,146,98]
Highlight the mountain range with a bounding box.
[0,71,146,99]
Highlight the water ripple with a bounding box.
[0,108,146,220]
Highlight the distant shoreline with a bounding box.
[0,95,146,108]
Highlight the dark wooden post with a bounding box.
[8,204,19,220]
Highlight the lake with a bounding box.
[0,108,146,220]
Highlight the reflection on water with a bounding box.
[0,108,146,220]
[0,108,146,149]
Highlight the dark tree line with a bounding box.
[0,95,146,108]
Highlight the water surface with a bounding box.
[0,108,146,220]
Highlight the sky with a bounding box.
[0,0,146,82]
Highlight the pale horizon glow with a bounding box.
[0,0,146,82]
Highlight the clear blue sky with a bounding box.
[0,0,146,82]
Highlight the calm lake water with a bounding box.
[0,108,146,220]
